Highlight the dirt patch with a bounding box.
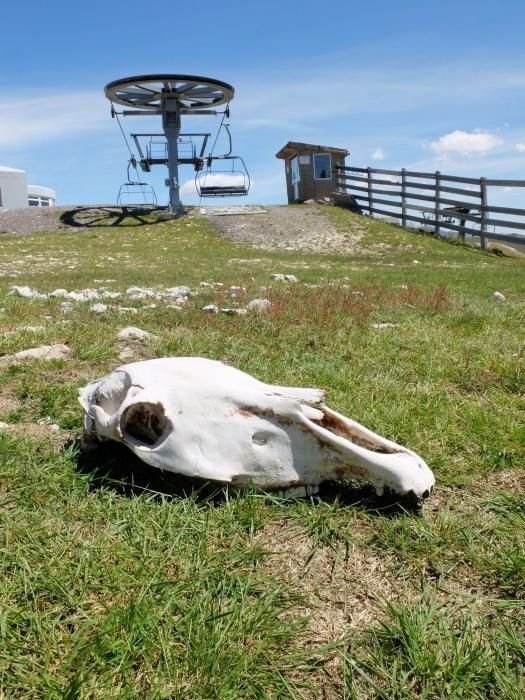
[0,208,68,236]
[1,423,71,450]
[255,520,409,644]
[205,205,368,254]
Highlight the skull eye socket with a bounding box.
[121,401,169,447]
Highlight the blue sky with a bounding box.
[1,0,524,209]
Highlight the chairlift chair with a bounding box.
[195,155,250,197]
[117,159,158,206]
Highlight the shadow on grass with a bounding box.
[70,439,225,503]
[60,205,166,229]
[69,439,424,515]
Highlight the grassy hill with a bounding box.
[1,206,524,698]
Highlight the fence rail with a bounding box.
[334,166,525,248]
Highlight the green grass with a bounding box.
[0,206,524,697]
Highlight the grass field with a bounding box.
[0,206,524,698]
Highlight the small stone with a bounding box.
[164,286,191,297]
[270,273,298,282]
[101,291,122,299]
[0,344,70,364]
[9,285,47,300]
[0,421,10,430]
[202,304,219,314]
[126,287,157,300]
[493,291,505,301]
[60,302,74,314]
[117,307,139,314]
[118,348,135,361]
[117,326,155,341]
[49,288,69,298]
[90,303,108,313]
[67,289,101,302]
[246,299,271,312]
[412,260,420,265]
[371,323,399,330]
[221,308,248,316]
[37,418,60,432]
[227,286,246,297]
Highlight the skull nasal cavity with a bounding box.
[122,402,167,446]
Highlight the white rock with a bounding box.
[493,291,505,301]
[371,323,399,330]
[227,286,246,297]
[202,304,219,314]
[60,302,74,314]
[49,289,69,298]
[126,286,157,300]
[270,274,298,282]
[166,304,183,310]
[412,260,420,265]
[0,421,10,430]
[90,303,108,314]
[221,308,248,316]
[164,286,191,297]
[117,307,139,314]
[9,286,48,300]
[246,299,271,312]
[0,344,70,364]
[37,418,60,431]
[66,289,101,302]
[101,291,122,300]
[117,326,155,341]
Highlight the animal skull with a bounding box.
[79,357,435,499]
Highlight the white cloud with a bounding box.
[430,130,503,156]
[0,91,109,148]
[372,147,385,160]
[515,143,525,152]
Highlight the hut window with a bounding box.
[314,153,332,180]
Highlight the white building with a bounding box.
[0,165,56,208]
[28,184,56,207]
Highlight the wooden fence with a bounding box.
[334,166,525,249]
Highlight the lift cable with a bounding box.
[112,108,149,205]
[207,103,230,159]
[198,103,231,205]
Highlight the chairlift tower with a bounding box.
[104,74,234,215]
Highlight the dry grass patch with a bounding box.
[254,518,418,646]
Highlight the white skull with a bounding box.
[79,357,435,499]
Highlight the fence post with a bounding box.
[480,177,488,250]
[434,171,441,236]
[367,167,373,216]
[334,165,340,192]
[401,168,407,227]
